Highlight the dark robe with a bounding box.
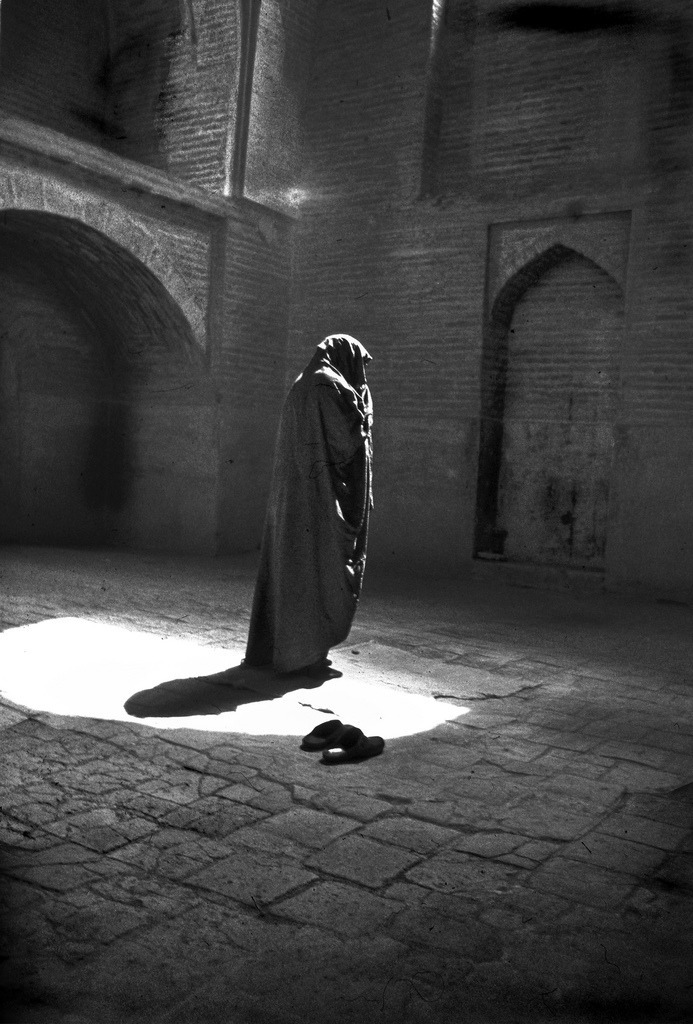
[245,335,373,673]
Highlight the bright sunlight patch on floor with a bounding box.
[0,618,468,739]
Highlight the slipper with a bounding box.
[321,726,385,764]
[300,719,348,751]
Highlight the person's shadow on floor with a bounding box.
[124,661,342,719]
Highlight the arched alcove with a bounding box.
[0,211,212,550]
[475,244,623,570]
[0,169,209,353]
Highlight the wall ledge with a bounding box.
[0,112,297,225]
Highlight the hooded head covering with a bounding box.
[312,334,373,418]
[316,334,372,389]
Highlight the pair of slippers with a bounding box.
[300,719,385,764]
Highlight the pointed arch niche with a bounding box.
[475,223,629,571]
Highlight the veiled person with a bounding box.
[244,334,373,674]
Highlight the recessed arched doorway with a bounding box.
[0,210,212,550]
[475,244,623,570]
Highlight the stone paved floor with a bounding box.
[0,545,692,1024]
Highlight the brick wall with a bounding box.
[245,0,320,211]
[101,0,183,168]
[152,0,241,189]
[0,0,304,560]
[1,0,690,593]
[289,0,693,594]
[0,0,240,190]
[0,209,216,550]
[607,186,693,593]
[0,250,119,545]
[0,0,110,148]
[213,203,293,552]
[296,0,431,209]
[436,0,648,197]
